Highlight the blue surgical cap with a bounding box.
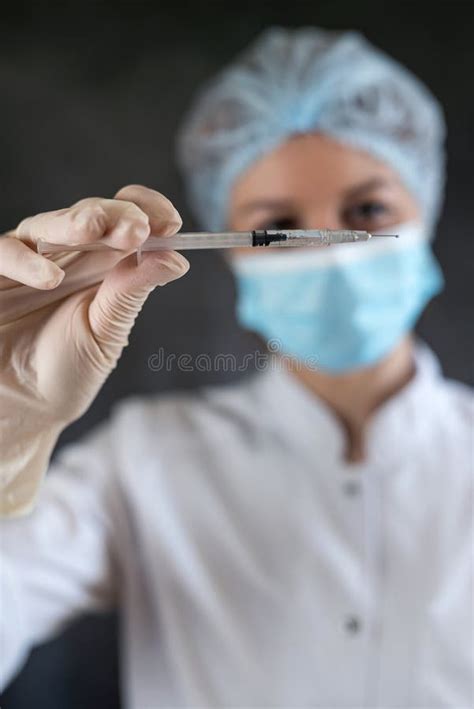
[177,27,446,232]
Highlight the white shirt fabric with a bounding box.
[1,343,473,708]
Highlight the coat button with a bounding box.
[342,479,361,497]
[345,615,362,634]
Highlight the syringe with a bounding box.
[37,229,398,256]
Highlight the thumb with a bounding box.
[88,250,189,360]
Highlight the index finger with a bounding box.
[15,198,151,251]
[114,185,183,237]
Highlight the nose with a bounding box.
[303,207,344,231]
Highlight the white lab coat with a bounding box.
[1,343,473,708]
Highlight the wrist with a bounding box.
[0,423,64,517]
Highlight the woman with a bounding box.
[1,28,472,707]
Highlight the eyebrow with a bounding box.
[236,177,392,215]
[342,177,391,199]
[237,199,295,215]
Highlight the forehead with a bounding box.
[231,133,400,204]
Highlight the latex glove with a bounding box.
[0,185,189,517]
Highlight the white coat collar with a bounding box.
[247,340,443,467]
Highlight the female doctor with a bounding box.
[0,28,472,708]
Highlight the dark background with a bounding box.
[1,1,473,706]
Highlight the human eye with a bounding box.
[254,216,300,231]
[342,200,395,231]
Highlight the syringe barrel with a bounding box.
[37,232,254,254]
[141,232,253,250]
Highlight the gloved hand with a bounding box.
[0,185,189,517]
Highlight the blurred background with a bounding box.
[1,1,473,706]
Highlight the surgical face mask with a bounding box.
[227,221,444,373]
